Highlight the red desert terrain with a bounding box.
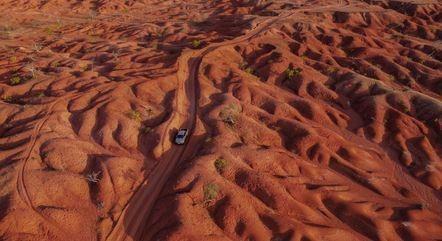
[0,0,441,240]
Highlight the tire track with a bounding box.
[104,3,352,241]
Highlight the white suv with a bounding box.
[174,128,189,145]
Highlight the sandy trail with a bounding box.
[15,79,135,239]
[104,3,355,241]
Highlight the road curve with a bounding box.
[104,4,352,241]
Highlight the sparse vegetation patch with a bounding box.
[191,39,202,48]
[1,95,13,102]
[9,76,21,85]
[36,92,46,98]
[214,158,228,173]
[327,66,338,74]
[203,183,219,202]
[86,171,101,183]
[0,25,14,39]
[285,67,302,80]
[140,125,152,134]
[127,109,143,122]
[219,104,241,126]
[240,62,256,75]
[32,43,43,52]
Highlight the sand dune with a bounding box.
[0,0,441,241]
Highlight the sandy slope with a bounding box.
[0,0,441,241]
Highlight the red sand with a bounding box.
[0,0,441,241]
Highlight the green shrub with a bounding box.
[44,26,54,35]
[191,39,201,48]
[9,76,21,85]
[285,67,302,80]
[50,61,60,68]
[240,62,255,75]
[214,158,228,173]
[1,95,13,102]
[127,110,142,122]
[44,20,63,35]
[219,104,241,126]
[327,66,338,74]
[203,183,219,202]
[245,67,255,75]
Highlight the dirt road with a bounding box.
[104,4,354,241]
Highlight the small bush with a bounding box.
[245,67,255,75]
[1,95,13,102]
[0,25,14,32]
[25,65,38,79]
[140,125,152,134]
[191,39,201,48]
[145,108,154,116]
[156,29,167,39]
[214,158,228,173]
[78,63,89,72]
[203,183,219,202]
[32,43,43,52]
[0,25,13,39]
[50,61,60,68]
[44,26,54,35]
[96,201,104,210]
[204,136,212,143]
[151,41,159,50]
[55,20,63,29]
[219,104,241,126]
[240,62,255,75]
[86,171,101,183]
[111,49,121,60]
[127,110,142,122]
[9,76,21,85]
[285,67,302,80]
[3,25,13,31]
[327,66,338,74]
[44,20,63,35]
[391,34,406,41]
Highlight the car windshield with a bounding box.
[177,131,186,138]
